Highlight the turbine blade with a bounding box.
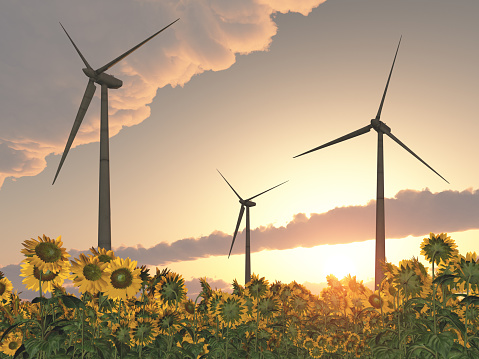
[60,22,93,70]
[52,79,96,185]
[95,18,179,75]
[294,124,372,158]
[376,36,402,120]
[228,205,245,258]
[247,180,289,201]
[217,169,243,201]
[385,131,449,184]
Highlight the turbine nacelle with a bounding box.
[240,199,256,207]
[370,118,391,134]
[82,68,123,89]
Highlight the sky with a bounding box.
[1,0,478,301]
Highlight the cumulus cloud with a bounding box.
[0,0,326,189]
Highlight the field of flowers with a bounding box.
[0,233,479,358]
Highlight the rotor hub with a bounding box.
[240,199,256,207]
[370,118,391,133]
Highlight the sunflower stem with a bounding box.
[81,307,85,359]
[464,278,470,352]
[431,255,438,359]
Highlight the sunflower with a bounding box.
[326,275,344,291]
[180,298,196,322]
[157,305,181,335]
[303,337,316,351]
[291,293,311,315]
[207,290,225,320]
[154,272,187,307]
[453,252,479,295]
[70,253,110,295]
[368,293,382,309]
[130,317,159,346]
[391,258,427,299]
[21,234,70,273]
[309,345,324,359]
[216,292,248,328]
[103,257,142,301]
[0,277,13,304]
[246,274,269,299]
[343,332,360,353]
[420,233,458,268]
[20,259,71,294]
[257,293,280,320]
[232,278,244,296]
[342,274,366,295]
[90,247,116,263]
[199,277,213,299]
[138,265,152,285]
[0,332,22,356]
[112,319,134,346]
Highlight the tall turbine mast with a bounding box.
[294,37,449,288]
[53,19,179,250]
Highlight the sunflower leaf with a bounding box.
[433,274,459,285]
[31,296,48,305]
[60,294,86,310]
[457,295,479,305]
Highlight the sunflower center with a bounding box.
[9,341,19,350]
[110,268,132,289]
[33,267,58,281]
[98,254,112,263]
[83,263,102,281]
[35,242,62,263]
[0,282,5,296]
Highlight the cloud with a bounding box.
[61,187,479,265]
[0,0,326,189]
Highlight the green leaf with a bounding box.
[433,274,458,285]
[60,294,86,310]
[458,295,479,305]
[423,331,455,358]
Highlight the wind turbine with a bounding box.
[293,37,449,289]
[53,19,179,251]
[217,170,288,284]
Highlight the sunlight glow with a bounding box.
[323,255,356,280]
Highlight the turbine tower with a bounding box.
[53,19,179,251]
[294,37,449,289]
[217,170,288,284]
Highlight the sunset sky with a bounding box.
[1,0,478,301]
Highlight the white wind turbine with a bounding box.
[217,170,288,284]
[294,37,449,289]
[53,19,179,251]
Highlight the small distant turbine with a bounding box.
[217,169,288,284]
[294,36,449,289]
[53,19,179,251]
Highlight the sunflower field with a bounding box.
[1,233,479,358]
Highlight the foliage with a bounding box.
[1,232,479,358]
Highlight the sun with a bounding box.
[323,255,356,280]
